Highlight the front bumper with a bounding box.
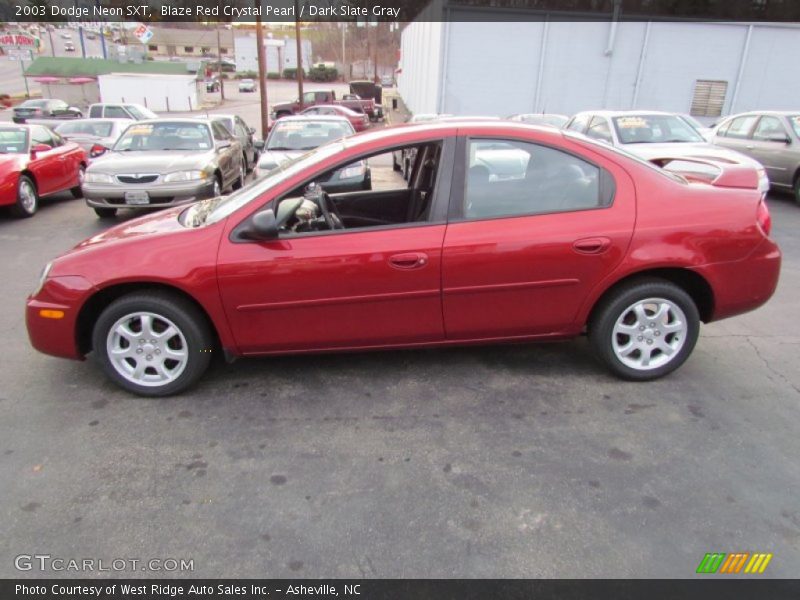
[82,180,216,209]
[26,276,97,360]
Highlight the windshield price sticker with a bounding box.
[617,117,649,129]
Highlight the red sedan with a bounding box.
[0,124,87,217]
[26,122,780,396]
[300,104,370,131]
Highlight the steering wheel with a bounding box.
[309,185,344,230]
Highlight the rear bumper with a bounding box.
[697,237,781,322]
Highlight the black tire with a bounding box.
[233,159,245,190]
[589,278,700,381]
[92,291,214,397]
[94,207,117,219]
[10,175,38,218]
[71,164,85,198]
[793,174,800,205]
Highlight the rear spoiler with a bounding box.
[649,156,760,190]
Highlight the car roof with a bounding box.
[275,115,351,124]
[311,104,359,115]
[721,110,799,118]
[57,118,133,125]
[573,110,680,118]
[133,118,214,126]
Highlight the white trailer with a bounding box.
[97,73,199,112]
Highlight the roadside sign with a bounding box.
[133,24,153,44]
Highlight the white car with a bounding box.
[238,79,257,93]
[564,110,769,191]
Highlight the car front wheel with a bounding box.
[92,292,214,397]
[11,175,38,218]
[94,207,117,219]
[589,279,700,381]
[794,175,799,205]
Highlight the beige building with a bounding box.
[146,27,234,58]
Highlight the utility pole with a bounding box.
[294,0,304,108]
[341,22,346,82]
[47,28,55,57]
[216,19,225,100]
[373,21,378,83]
[255,13,269,139]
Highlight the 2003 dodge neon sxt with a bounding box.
[26,122,781,396]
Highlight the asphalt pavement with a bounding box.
[0,130,799,578]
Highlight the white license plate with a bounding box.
[124,191,149,205]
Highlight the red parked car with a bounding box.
[26,122,780,396]
[0,124,87,217]
[300,104,370,132]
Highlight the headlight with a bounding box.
[339,164,366,179]
[84,172,113,184]
[163,170,207,183]
[32,261,52,296]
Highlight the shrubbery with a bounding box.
[308,65,339,82]
[282,68,305,80]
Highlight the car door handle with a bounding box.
[573,237,611,254]
[746,145,755,150]
[389,252,429,270]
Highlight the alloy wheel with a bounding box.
[611,297,688,370]
[106,312,189,387]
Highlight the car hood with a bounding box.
[258,150,303,167]
[88,150,213,173]
[73,206,189,252]
[623,142,761,166]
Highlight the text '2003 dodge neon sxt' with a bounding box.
[26,121,780,396]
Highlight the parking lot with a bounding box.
[0,142,799,578]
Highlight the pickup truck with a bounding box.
[271,90,379,121]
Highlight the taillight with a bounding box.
[757,197,772,236]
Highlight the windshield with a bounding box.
[612,114,705,144]
[56,120,114,137]
[125,105,158,120]
[113,122,213,152]
[0,128,28,153]
[790,115,800,138]
[194,142,346,226]
[266,120,354,151]
[20,100,48,109]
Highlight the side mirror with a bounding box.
[254,140,265,150]
[243,209,279,241]
[216,140,232,151]
[30,143,51,156]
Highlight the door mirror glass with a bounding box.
[766,133,790,144]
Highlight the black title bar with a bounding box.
[3,579,800,600]
[2,0,800,23]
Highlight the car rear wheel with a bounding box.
[233,161,245,190]
[589,279,699,381]
[92,291,213,397]
[11,175,38,218]
[794,174,800,205]
[71,164,85,198]
[94,207,117,219]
